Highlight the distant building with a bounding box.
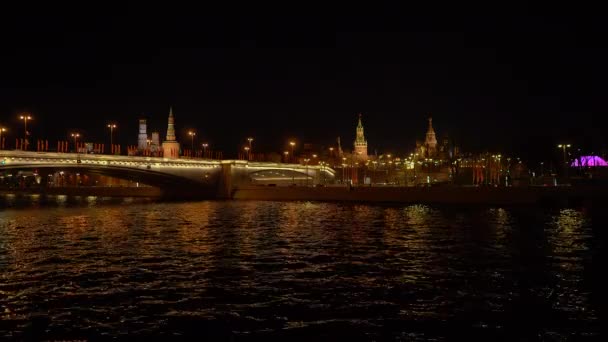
[353,113,368,161]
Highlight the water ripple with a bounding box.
[0,201,602,340]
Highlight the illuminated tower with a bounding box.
[425,116,437,157]
[353,113,368,161]
[150,131,160,153]
[138,118,148,151]
[162,107,181,158]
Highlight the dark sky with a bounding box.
[1,7,606,160]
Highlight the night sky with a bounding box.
[1,8,606,161]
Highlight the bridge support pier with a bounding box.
[217,163,233,199]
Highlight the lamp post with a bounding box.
[71,133,80,153]
[202,143,208,158]
[304,158,310,186]
[0,127,5,149]
[557,144,571,165]
[244,146,250,161]
[247,137,253,159]
[107,123,116,147]
[188,131,196,156]
[19,114,32,150]
[557,144,571,178]
[284,151,289,164]
[289,141,295,163]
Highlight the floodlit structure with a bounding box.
[571,155,608,167]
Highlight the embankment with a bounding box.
[232,185,608,205]
[0,187,162,198]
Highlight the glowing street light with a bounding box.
[202,143,209,158]
[283,151,289,163]
[289,141,296,163]
[188,131,196,155]
[19,114,32,150]
[557,144,572,178]
[107,123,117,147]
[557,144,571,165]
[0,127,5,150]
[71,133,80,153]
[244,146,250,160]
[19,114,32,137]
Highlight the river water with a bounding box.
[0,195,605,340]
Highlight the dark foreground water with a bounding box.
[0,195,606,340]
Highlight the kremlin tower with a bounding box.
[353,113,368,161]
[424,116,437,157]
[162,107,180,158]
[138,118,148,151]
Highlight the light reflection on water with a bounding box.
[0,200,603,340]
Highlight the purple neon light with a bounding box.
[571,155,608,167]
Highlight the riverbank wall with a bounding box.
[232,185,608,206]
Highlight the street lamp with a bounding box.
[71,133,80,153]
[289,141,295,163]
[0,127,5,149]
[107,123,116,147]
[557,144,571,165]
[19,114,32,150]
[188,131,196,156]
[244,146,250,160]
[557,144,572,178]
[202,143,208,158]
[283,151,289,163]
[247,137,253,152]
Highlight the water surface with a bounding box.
[0,198,604,340]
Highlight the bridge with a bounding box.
[0,150,336,198]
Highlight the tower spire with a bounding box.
[162,106,181,158]
[166,106,176,141]
[427,116,435,135]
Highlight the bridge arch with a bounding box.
[0,164,220,197]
